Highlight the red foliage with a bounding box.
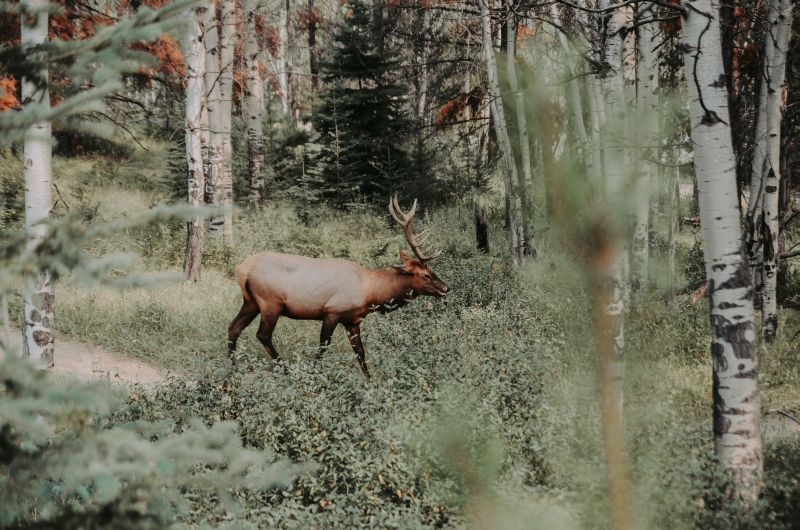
[0,77,19,110]
[0,0,186,98]
[661,0,682,33]
[435,86,486,130]
[517,22,535,40]
[133,34,185,80]
[297,6,323,31]
[255,13,279,55]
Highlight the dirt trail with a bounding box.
[5,331,167,385]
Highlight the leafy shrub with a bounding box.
[0,154,23,230]
[0,357,295,529]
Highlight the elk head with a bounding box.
[389,195,448,297]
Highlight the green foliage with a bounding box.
[0,357,294,528]
[0,0,195,145]
[312,0,412,205]
[0,154,24,231]
[679,235,707,285]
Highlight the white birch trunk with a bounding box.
[631,15,660,292]
[244,0,266,205]
[478,0,529,263]
[204,7,225,241]
[278,0,291,116]
[414,6,430,124]
[759,0,793,342]
[182,2,208,281]
[598,0,628,415]
[506,7,535,257]
[681,0,762,498]
[218,0,235,244]
[21,0,54,368]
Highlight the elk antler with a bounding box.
[389,194,441,262]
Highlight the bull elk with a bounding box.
[227,196,448,379]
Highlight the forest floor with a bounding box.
[5,330,167,385]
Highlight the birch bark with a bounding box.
[681,0,762,498]
[21,0,55,368]
[478,0,531,263]
[759,0,793,342]
[598,0,628,416]
[182,1,208,281]
[204,7,225,241]
[505,5,535,257]
[218,0,235,244]
[244,0,266,205]
[632,14,660,291]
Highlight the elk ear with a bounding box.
[394,249,415,274]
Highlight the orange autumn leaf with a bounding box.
[0,77,19,110]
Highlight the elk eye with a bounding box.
[424,273,432,280]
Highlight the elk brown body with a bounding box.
[227,197,448,379]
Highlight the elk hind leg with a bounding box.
[227,299,259,358]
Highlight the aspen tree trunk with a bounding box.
[465,66,490,253]
[307,0,319,92]
[218,0,235,244]
[244,0,266,205]
[550,4,600,183]
[276,0,289,114]
[182,1,208,281]
[414,5,429,123]
[21,0,54,368]
[747,11,771,308]
[681,0,762,499]
[596,4,634,527]
[204,7,225,240]
[759,0,793,342]
[478,0,531,263]
[505,5,535,257]
[598,0,628,416]
[414,4,430,185]
[631,15,659,292]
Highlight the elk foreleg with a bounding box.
[346,324,370,381]
[317,315,339,358]
[256,312,281,361]
[227,300,259,358]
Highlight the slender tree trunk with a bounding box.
[204,6,225,241]
[465,64,490,254]
[182,1,208,281]
[598,0,628,416]
[632,14,659,292]
[505,5,535,257]
[681,0,762,499]
[551,3,601,185]
[414,4,429,124]
[479,0,530,263]
[596,4,633,527]
[759,0,793,342]
[277,0,289,115]
[21,0,54,368]
[217,0,235,244]
[307,0,319,92]
[414,4,431,189]
[244,0,266,205]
